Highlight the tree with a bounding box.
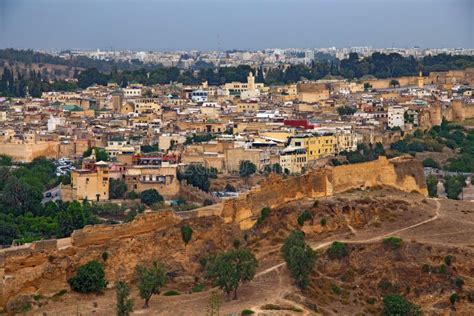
[450,292,460,306]
[0,155,12,166]
[383,295,421,315]
[57,200,96,237]
[327,241,348,259]
[389,79,400,88]
[109,179,128,199]
[206,248,258,300]
[239,160,257,178]
[444,175,465,200]
[181,224,193,247]
[83,147,109,162]
[178,164,212,192]
[426,175,438,197]
[135,261,167,308]
[422,158,440,169]
[68,260,107,293]
[140,189,163,206]
[116,280,134,316]
[336,106,357,116]
[281,230,316,289]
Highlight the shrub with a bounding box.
[297,210,313,226]
[382,295,421,316]
[163,290,180,296]
[140,189,164,206]
[102,251,109,262]
[422,158,440,169]
[450,292,460,305]
[421,264,430,273]
[331,284,342,295]
[444,255,453,266]
[128,191,139,200]
[68,260,107,293]
[320,217,327,226]
[367,297,376,305]
[116,280,133,316]
[181,224,193,247]
[192,283,205,293]
[256,207,270,226]
[455,277,464,289]
[327,242,348,259]
[241,309,255,315]
[383,237,403,249]
[439,264,447,274]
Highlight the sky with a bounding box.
[0,0,472,51]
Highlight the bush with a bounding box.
[128,191,139,200]
[383,295,421,316]
[297,210,313,226]
[444,255,453,266]
[439,264,447,274]
[426,175,438,197]
[102,251,109,262]
[320,217,327,226]
[163,290,180,296]
[192,283,205,293]
[68,260,107,293]
[140,189,163,206]
[422,158,440,169]
[327,242,348,259]
[383,237,403,249]
[450,292,460,305]
[241,310,255,315]
[256,207,270,226]
[116,280,133,316]
[455,277,464,289]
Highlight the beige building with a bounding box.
[279,147,307,174]
[71,161,110,201]
[225,147,270,172]
[124,162,179,199]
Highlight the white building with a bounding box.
[387,105,405,129]
[47,116,66,132]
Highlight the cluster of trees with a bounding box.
[0,67,52,97]
[281,230,316,289]
[339,143,385,164]
[178,164,218,192]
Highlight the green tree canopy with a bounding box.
[135,261,167,308]
[140,189,163,206]
[206,248,258,300]
[68,260,107,293]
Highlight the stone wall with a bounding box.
[219,156,426,229]
[0,142,59,162]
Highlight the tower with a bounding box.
[417,71,424,88]
[247,72,255,90]
[112,90,124,113]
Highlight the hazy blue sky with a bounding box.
[0,0,472,51]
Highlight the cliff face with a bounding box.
[0,157,426,311]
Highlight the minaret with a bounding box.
[417,71,424,88]
[247,72,255,90]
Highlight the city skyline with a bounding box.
[0,0,472,51]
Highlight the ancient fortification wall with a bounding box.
[0,142,59,162]
[220,156,427,229]
[0,157,426,311]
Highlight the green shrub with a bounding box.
[68,260,107,293]
[256,207,270,226]
[163,290,180,296]
[455,277,464,289]
[444,255,453,266]
[192,283,205,293]
[102,251,109,262]
[439,264,447,274]
[320,217,327,226]
[383,237,403,249]
[327,242,348,259]
[331,284,342,295]
[367,297,376,305]
[297,210,313,226]
[241,309,255,315]
[450,292,460,305]
[383,295,421,316]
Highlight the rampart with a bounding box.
[0,156,426,310]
